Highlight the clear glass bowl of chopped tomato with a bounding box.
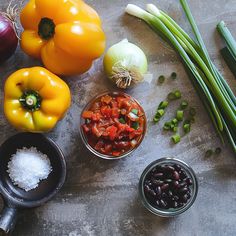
[80,91,147,159]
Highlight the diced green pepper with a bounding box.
[119,117,126,124]
[132,122,139,130]
[131,109,138,115]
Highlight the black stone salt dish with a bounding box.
[139,158,198,217]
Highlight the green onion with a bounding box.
[183,123,191,133]
[132,122,139,130]
[131,108,138,115]
[172,126,178,132]
[215,147,222,155]
[171,72,177,79]
[153,117,159,123]
[163,121,173,131]
[158,100,169,109]
[158,75,165,84]
[125,3,236,152]
[176,110,184,121]
[167,90,181,100]
[167,92,176,100]
[205,149,213,157]
[156,109,165,117]
[174,90,181,99]
[180,100,188,109]
[189,107,196,116]
[171,134,181,144]
[119,117,126,124]
[220,47,236,78]
[171,118,178,125]
[217,21,236,61]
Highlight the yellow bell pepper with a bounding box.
[20,0,106,76]
[4,67,71,132]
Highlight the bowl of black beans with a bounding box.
[139,158,198,217]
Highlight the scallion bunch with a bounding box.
[125,1,236,153]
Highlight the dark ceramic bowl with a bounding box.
[0,132,66,233]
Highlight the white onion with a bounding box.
[103,39,148,89]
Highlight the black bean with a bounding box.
[172,195,179,201]
[181,194,188,203]
[179,187,188,195]
[179,182,187,188]
[152,179,159,186]
[186,193,191,199]
[144,185,151,193]
[172,171,180,180]
[172,181,179,188]
[164,165,175,172]
[174,164,181,171]
[160,199,167,208]
[178,202,184,208]
[186,178,193,186]
[153,172,164,178]
[172,201,178,208]
[151,167,157,173]
[161,183,169,191]
[179,171,187,179]
[155,180,164,186]
[155,186,162,196]
[165,179,172,183]
[149,190,156,197]
[162,192,167,198]
[168,190,173,197]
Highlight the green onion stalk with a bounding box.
[125,2,236,152]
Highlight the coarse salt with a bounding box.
[7,147,52,191]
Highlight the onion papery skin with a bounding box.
[103,39,148,89]
[0,14,18,64]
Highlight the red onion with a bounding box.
[0,12,18,64]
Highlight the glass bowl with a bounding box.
[79,91,147,160]
[139,158,198,217]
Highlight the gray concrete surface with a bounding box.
[0,0,236,235]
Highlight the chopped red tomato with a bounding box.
[81,93,145,157]
[82,111,93,119]
[101,95,113,104]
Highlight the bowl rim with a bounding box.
[139,157,198,217]
[79,91,147,160]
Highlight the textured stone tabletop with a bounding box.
[0,0,236,236]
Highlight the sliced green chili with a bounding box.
[171,134,181,144]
